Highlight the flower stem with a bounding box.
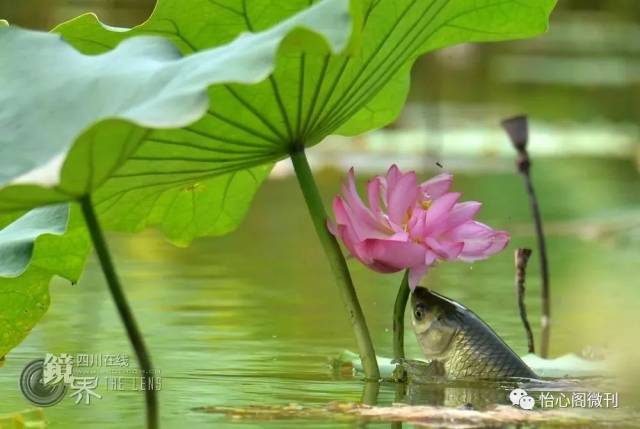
[515,248,535,354]
[289,147,380,381]
[393,271,410,361]
[502,116,551,358]
[80,196,158,429]
[523,171,551,357]
[361,381,380,405]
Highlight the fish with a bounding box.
[410,286,537,380]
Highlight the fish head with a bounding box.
[411,286,460,360]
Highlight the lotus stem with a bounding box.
[502,116,551,358]
[80,196,158,429]
[523,167,551,357]
[361,380,380,406]
[289,147,380,381]
[515,248,535,354]
[393,271,410,361]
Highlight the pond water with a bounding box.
[1,1,639,427]
[0,157,638,428]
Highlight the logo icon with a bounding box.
[20,358,67,407]
[509,388,535,410]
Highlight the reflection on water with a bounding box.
[0,158,638,428]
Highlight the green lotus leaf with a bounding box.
[0,268,51,359]
[0,205,90,358]
[47,0,556,244]
[0,204,68,278]
[0,0,352,214]
[0,0,351,357]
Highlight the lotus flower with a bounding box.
[328,165,509,289]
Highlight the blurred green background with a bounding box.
[1,1,639,428]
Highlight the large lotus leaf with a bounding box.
[0,186,89,361]
[0,0,351,357]
[44,0,557,245]
[0,0,352,214]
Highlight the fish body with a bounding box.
[410,287,537,379]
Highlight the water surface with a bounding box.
[1,157,638,428]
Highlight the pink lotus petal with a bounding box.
[430,201,482,236]
[408,265,428,290]
[446,221,510,261]
[407,209,427,240]
[450,201,482,225]
[387,171,419,226]
[369,260,404,273]
[334,224,372,264]
[425,250,438,266]
[389,231,410,242]
[332,198,383,248]
[424,192,461,234]
[425,237,464,260]
[447,220,494,241]
[341,169,383,230]
[333,197,365,239]
[384,165,413,207]
[332,196,349,226]
[335,193,389,242]
[420,173,453,198]
[459,230,509,261]
[386,164,401,189]
[367,177,387,225]
[362,238,425,272]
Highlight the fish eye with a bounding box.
[413,305,425,320]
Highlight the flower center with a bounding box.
[401,199,433,233]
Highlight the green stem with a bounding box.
[80,196,158,429]
[393,271,410,361]
[289,147,380,381]
[360,381,380,406]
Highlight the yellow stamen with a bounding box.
[421,199,432,210]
